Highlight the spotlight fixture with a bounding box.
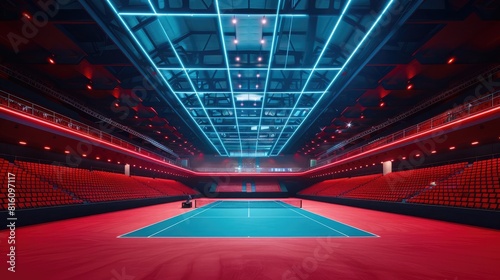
[260,38,265,44]
[232,17,237,24]
[234,38,238,44]
[48,57,55,64]
[379,101,385,107]
[235,56,240,62]
[86,83,92,90]
[44,146,51,150]
[22,12,31,19]
[237,73,241,78]
[447,57,455,64]
[471,141,479,145]
[407,83,413,90]
[261,16,267,24]
[449,146,456,150]
[257,56,262,62]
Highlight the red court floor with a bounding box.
[1,199,499,280]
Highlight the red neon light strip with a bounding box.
[303,106,500,174]
[0,106,195,175]
[2,104,499,177]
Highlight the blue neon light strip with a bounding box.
[214,0,243,154]
[108,0,397,157]
[106,0,225,155]
[157,67,342,71]
[269,0,353,155]
[255,0,283,155]
[187,107,312,110]
[275,0,396,155]
[174,91,324,94]
[118,13,308,17]
[147,0,230,156]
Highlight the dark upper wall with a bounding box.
[186,154,311,170]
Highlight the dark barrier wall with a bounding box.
[297,194,500,229]
[0,195,201,228]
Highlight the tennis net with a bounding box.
[194,199,302,209]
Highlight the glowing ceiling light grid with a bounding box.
[214,0,243,155]
[254,0,283,156]
[275,0,396,155]
[157,67,342,71]
[107,0,227,155]
[118,13,309,18]
[187,107,312,110]
[109,0,396,157]
[168,91,325,95]
[269,0,354,155]
[147,0,231,155]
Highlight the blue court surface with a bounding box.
[119,200,378,238]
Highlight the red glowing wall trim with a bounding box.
[302,106,500,175]
[0,106,195,175]
[1,104,499,177]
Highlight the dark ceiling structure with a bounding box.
[0,0,499,159]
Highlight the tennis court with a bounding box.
[119,199,378,238]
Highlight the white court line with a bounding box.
[190,216,304,219]
[273,201,349,237]
[120,200,378,238]
[120,235,378,239]
[298,206,380,237]
[117,202,201,238]
[147,201,223,237]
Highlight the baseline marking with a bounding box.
[299,206,379,237]
[147,201,223,237]
[190,216,304,219]
[273,201,349,237]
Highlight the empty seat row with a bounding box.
[0,158,197,209]
[301,159,499,211]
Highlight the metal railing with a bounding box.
[2,89,498,173]
[0,90,183,168]
[315,91,500,168]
